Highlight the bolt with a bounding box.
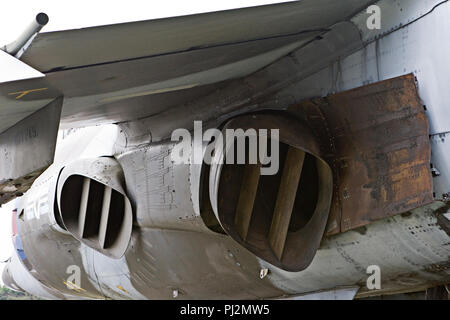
[260,268,269,279]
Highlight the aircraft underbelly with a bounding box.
[3,0,450,300]
[13,202,449,300]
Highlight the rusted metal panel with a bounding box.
[289,74,433,235]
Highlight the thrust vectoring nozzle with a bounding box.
[2,12,49,57]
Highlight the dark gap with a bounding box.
[60,175,84,232]
[289,154,319,232]
[82,180,105,239]
[53,195,66,231]
[200,163,226,234]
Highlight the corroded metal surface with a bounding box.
[0,167,47,204]
[290,74,433,235]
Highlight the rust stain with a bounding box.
[289,74,433,235]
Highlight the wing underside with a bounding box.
[0,0,376,204]
[0,0,375,133]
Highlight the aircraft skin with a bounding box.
[1,1,450,299]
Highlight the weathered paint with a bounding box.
[2,0,450,299]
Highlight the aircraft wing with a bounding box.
[0,0,376,204]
